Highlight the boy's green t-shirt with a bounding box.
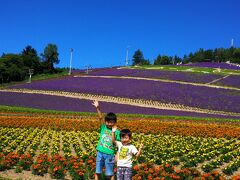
[97,124,120,155]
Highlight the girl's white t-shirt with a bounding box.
[116,141,138,167]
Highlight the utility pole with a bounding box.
[172,56,175,65]
[125,46,130,66]
[69,48,73,75]
[231,38,234,47]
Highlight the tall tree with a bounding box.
[160,56,171,65]
[214,48,225,62]
[0,62,8,83]
[42,43,59,72]
[183,54,190,63]
[132,49,145,65]
[142,59,151,65]
[154,55,162,65]
[22,45,41,73]
[194,48,205,62]
[0,54,26,82]
[204,49,214,61]
[22,45,37,56]
[232,48,240,63]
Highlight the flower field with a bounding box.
[8,75,240,113]
[212,75,240,89]
[0,66,238,120]
[0,112,239,179]
[89,68,223,84]
[1,91,239,119]
[89,67,240,88]
[0,65,239,179]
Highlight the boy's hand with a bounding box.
[112,126,117,133]
[92,100,99,108]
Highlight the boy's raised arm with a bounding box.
[111,126,117,146]
[92,100,104,125]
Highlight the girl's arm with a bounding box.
[136,143,144,158]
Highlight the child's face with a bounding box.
[105,121,115,129]
[121,135,131,145]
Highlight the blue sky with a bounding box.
[0,0,240,69]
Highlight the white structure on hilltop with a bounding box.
[69,48,73,75]
[231,38,234,47]
[28,69,34,83]
[125,46,130,66]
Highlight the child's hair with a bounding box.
[120,129,132,138]
[105,112,117,123]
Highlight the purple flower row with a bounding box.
[89,68,240,88]
[89,68,222,84]
[0,91,239,119]
[183,62,240,70]
[212,75,240,88]
[10,76,240,113]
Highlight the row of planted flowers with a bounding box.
[0,152,95,179]
[1,152,240,180]
[1,126,239,177]
[0,115,240,138]
[131,134,240,169]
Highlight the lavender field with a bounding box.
[89,68,223,84]
[212,75,240,88]
[0,91,239,119]
[87,68,240,88]
[9,76,240,113]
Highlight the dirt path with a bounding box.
[33,132,47,162]
[0,170,54,180]
[59,131,64,156]
[68,131,77,157]
[206,75,230,85]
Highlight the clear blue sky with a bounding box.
[1,0,240,69]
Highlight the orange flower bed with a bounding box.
[119,120,240,138]
[0,115,239,138]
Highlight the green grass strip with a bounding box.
[127,65,240,76]
[0,105,239,122]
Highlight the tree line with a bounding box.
[0,44,60,84]
[132,47,240,66]
[1,44,240,84]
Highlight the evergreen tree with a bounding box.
[22,45,41,74]
[232,48,240,63]
[160,56,171,65]
[154,55,162,65]
[132,49,145,65]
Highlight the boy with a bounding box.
[112,127,144,180]
[92,100,121,180]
